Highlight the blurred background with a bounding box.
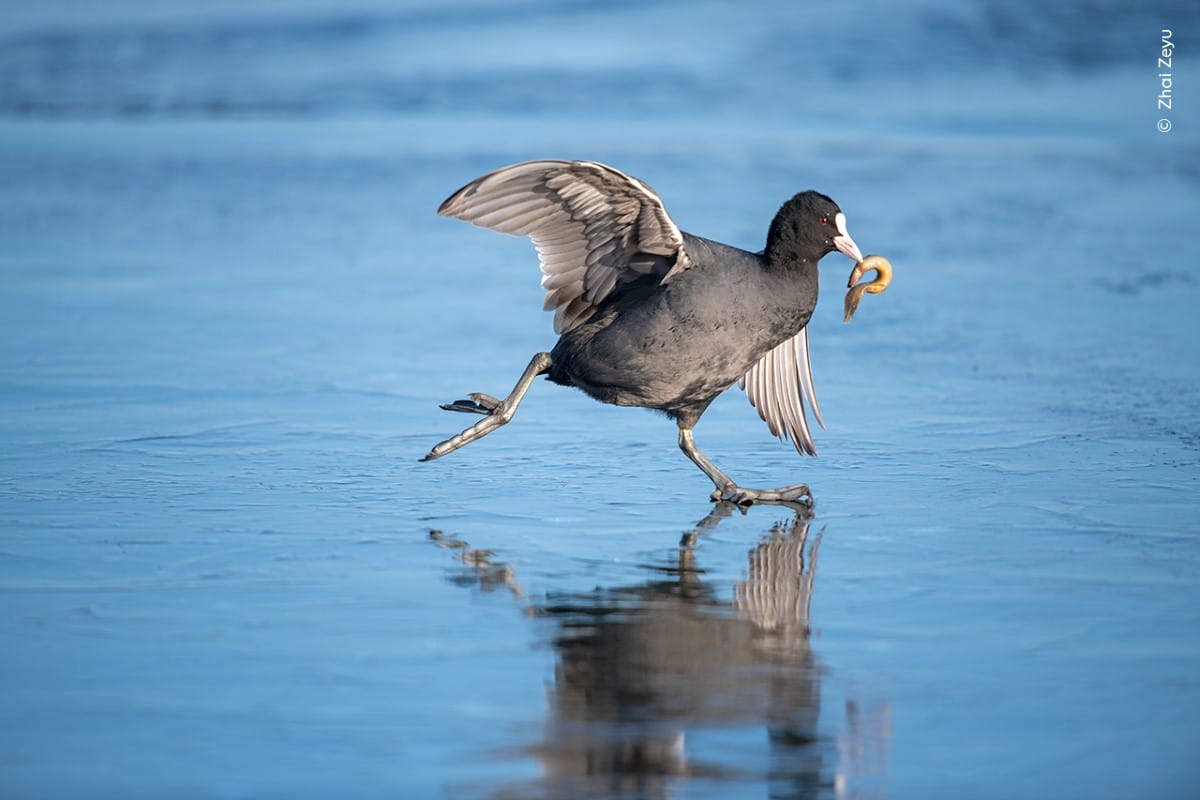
[1,1,1198,798]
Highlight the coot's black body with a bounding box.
[547,232,819,429]
[422,161,867,506]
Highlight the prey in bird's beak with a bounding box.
[831,212,892,323]
[843,255,893,323]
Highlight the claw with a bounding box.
[844,254,893,323]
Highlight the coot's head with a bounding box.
[765,190,863,264]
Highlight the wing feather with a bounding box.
[438,160,693,333]
[540,266,585,290]
[738,327,826,456]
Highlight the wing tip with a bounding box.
[792,436,819,457]
[437,185,474,218]
[437,159,571,220]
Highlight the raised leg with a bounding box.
[421,353,552,462]
[678,427,813,508]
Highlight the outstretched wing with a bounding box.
[738,326,826,456]
[438,160,694,333]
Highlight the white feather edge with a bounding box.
[738,327,825,456]
[437,160,691,334]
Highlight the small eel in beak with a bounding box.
[843,254,893,323]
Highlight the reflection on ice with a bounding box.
[433,506,891,799]
[429,528,525,600]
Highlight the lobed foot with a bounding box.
[423,394,506,461]
[439,392,501,415]
[421,352,553,464]
[711,482,814,510]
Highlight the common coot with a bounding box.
[421,160,890,506]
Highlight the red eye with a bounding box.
[818,216,828,226]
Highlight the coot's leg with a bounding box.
[678,427,813,508]
[678,428,736,489]
[421,353,552,462]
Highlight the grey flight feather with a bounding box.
[437,160,694,334]
[738,327,826,456]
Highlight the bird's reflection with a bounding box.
[430,504,889,799]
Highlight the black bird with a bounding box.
[422,160,878,505]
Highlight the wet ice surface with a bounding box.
[2,1,1200,798]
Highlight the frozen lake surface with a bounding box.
[2,1,1199,798]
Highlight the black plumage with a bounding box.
[422,160,872,506]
